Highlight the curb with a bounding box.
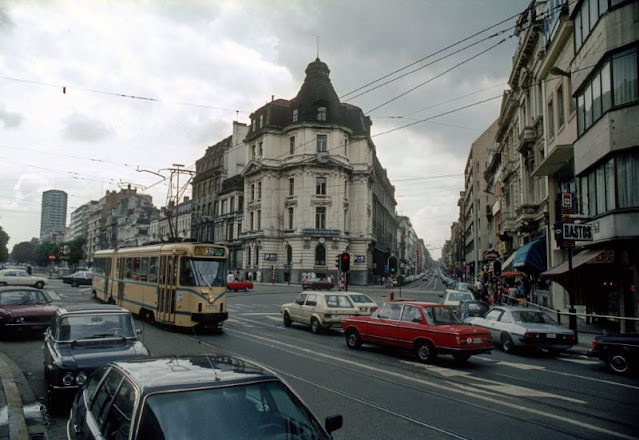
[0,352,47,440]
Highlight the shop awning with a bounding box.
[513,238,547,273]
[502,252,517,270]
[542,249,607,278]
[532,144,573,177]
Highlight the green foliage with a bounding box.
[34,241,59,266]
[66,237,87,265]
[0,226,8,263]
[10,241,36,263]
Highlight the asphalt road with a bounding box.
[1,278,638,440]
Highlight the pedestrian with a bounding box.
[227,271,235,283]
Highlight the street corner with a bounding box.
[0,352,47,440]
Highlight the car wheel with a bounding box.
[283,312,292,327]
[453,353,471,362]
[607,350,630,375]
[34,281,45,289]
[415,340,436,363]
[345,328,361,349]
[310,318,322,334]
[501,333,514,353]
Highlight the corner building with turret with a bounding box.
[216,58,398,285]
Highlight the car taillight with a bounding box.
[592,339,598,348]
[523,332,538,339]
[371,307,378,313]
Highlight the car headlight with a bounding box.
[11,317,25,323]
[76,372,88,385]
[62,372,75,386]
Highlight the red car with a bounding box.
[0,286,57,336]
[342,301,493,363]
[227,281,254,292]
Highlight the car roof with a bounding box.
[0,286,43,293]
[385,301,444,307]
[491,306,539,312]
[112,355,280,394]
[56,304,129,315]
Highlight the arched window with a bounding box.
[286,245,293,265]
[315,245,326,266]
[255,246,259,266]
[247,247,252,266]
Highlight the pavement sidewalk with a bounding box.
[0,352,47,440]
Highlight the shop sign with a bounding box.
[562,223,593,241]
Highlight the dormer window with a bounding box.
[292,109,298,122]
[317,106,327,121]
[259,114,264,128]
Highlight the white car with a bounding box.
[466,306,577,354]
[281,292,360,333]
[0,269,47,289]
[442,290,474,306]
[347,292,378,315]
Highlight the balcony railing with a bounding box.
[518,126,537,153]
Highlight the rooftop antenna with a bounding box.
[316,36,320,59]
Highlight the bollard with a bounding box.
[390,291,394,301]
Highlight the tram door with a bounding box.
[116,257,125,305]
[158,255,177,324]
[104,258,112,301]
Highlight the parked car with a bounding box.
[43,304,150,410]
[227,280,254,291]
[62,270,94,287]
[466,306,577,354]
[458,300,489,323]
[301,277,334,290]
[0,286,57,336]
[588,333,639,375]
[67,354,343,440]
[347,292,378,315]
[281,291,360,333]
[0,269,47,289]
[441,290,475,306]
[342,301,492,363]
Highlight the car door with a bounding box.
[396,305,423,349]
[288,293,307,323]
[368,302,402,344]
[482,308,505,340]
[302,293,319,324]
[16,270,31,286]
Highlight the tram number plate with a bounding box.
[205,304,217,310]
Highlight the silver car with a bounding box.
[466,306,577,354]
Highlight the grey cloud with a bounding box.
[0,105,23,128]
[61,113,113,142]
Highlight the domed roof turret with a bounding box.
[293,58,341,123]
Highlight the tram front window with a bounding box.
[181,258,226,287]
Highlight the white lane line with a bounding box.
[556,357,600,365]
[497,361,545,370]
[223,327,636,440]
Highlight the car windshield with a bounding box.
[325,295,354,308]
[138,380,330,440]
[0,290,48,305]
[456,282,469,291]
[180,257,226,287]
[348,294,373,304]
[511,311,559,325]
[422,306,461,325]
[448,292,472,302]
[465,302,488,317]
[57,313,135,340]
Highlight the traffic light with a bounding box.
[493,260,502,277]
[388,256,397,274]
[340,252,350,272]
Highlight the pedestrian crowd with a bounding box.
[474,273,530,306]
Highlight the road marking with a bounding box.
[497,361,545,370]
[556,357,600,365]
[221,327,636,440]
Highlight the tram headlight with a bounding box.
[208,297,215,304]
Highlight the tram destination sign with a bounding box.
[562,223,593,241]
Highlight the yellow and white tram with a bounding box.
[92,242,229,330]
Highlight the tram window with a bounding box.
[149,258,158,283]
[125,258,134,280]
[182,258,225,287]
[180,261,195,286]
[132,258,141,280]
[140,258,148,282]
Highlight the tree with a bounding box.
[0,226,8,263]
[65,237,87,266]
[11,241,36,264]
[34,241,59,266]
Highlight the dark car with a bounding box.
[43,304,150,410]
[458,300,489,322]
[0,286,57,336]
[588,333,639,375]
[68,354,343,440]
[62,270,94,287]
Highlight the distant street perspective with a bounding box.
[1,0,639,439]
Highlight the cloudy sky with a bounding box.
[0,0,528,259]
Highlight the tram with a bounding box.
[92,242,229,330]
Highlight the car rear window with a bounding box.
[325,295,354,308]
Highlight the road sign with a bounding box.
[562,223,593,241]
[48,255,56,261]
